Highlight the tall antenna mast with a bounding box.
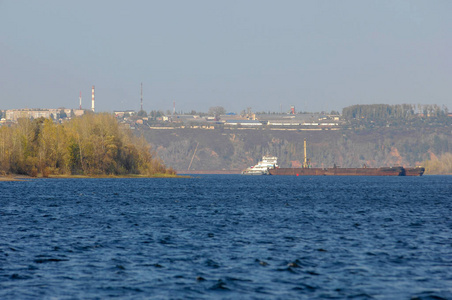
[140,82,143,111]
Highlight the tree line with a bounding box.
[343,104,449,120]
[0,113,175,177]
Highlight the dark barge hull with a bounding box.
[404,167,425,176]
[269,166,424,176]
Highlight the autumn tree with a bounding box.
[0,114,174,177]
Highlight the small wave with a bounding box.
[224,276,252,283]
[346,292,374,299]
[33,258,68,263]
[205,259,220,268]
[209,279,230,291]
[255,259,269,266]
[411,290,451,300]
[276,267,298,273]
[292,283,317,291]
[9,274,32,280]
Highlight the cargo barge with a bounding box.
[403,167,425,176]
[269,166,424,176]
[269,139,424,176]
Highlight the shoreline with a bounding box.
[0,174,190,180]
[1,172,450,180]
[0,175,31,181]
[176,170,242,175]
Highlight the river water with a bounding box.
[1,175,451,299]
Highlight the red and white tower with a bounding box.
[91,85,95,112]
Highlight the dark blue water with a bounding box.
[1,175,451,299]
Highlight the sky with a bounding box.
[0,0,451,114]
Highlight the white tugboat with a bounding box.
[242,156,278,175]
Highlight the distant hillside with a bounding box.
[140,126,451,173]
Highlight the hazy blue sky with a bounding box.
[1,1,450,113]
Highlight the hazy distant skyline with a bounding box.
[1,1,450,114]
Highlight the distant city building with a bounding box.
[254,113,341,127]
[225,120,262,126]
[114,110,136,118]
[73,109,85,117]
[5,108,83,122]
[62,108,72,117]
[220,114,252,121]
[6,109,52,121]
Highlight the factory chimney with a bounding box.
[140,82,143,111]
[91,85,95,112]
[79,91,82,110]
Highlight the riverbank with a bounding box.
[0,175,30,181]
[176,170,242,175]
[0,173,189,180]
[48,174,189,179]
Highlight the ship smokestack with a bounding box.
[91,85,95,112]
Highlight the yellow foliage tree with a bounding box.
[0,114,175,177]
[424,153,452,175]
